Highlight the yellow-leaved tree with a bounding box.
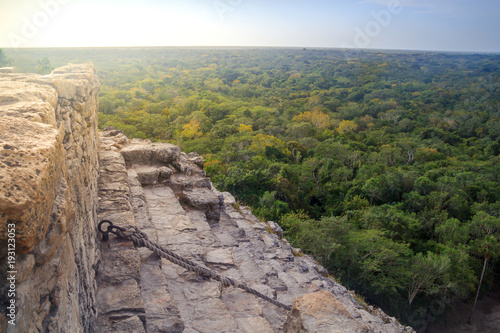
[292,109,330,130]
[337,120,358,134]
[238,124,253,133]
[249,134,288,156]
[180,119,202,139]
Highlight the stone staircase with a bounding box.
[95,128,412,333]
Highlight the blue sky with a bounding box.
[1,0,499,52]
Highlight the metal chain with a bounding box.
[98,220,292,311]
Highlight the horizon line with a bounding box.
[2,45,500,55]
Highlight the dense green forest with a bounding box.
[4,47,500,329]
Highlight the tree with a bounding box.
[466,211,500,323]
[435,218,470,245]
[338,102,364,119]
[406,252,451,306]
[334,228,412,303]
[292,109,330,130]
[238,124,253,133]
[180,119,203,139]
[397,139,418,165]
[99,96,116,115]
[36,56,54,74]
[337,120,358,134]
[0,49,12,66]
[258,191,290,221]
[414,176,435,196]
[286,141,307,162]
[379,145,402,167]
[249,134,288,157]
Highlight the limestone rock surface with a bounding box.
[0,64,100,333]
[283,291,376,333]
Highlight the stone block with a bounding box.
[120,146,151,165]
[97,279,145,314]
[283,291,374,333]
[110,315,146,333]
[0,116,63,254]
[0,67,15,73]
[182,188,221,224]
[221,191,236,205]
[98,243,141,284]
[267,221,284,238]
[0,80,58,108]
[0,101,57,127]
[236,317,274,333]
[135,166,160,185]
[158,166,173,182]
[186,151,204,167]
[206,249,235,266]
[190,299,239,333]
[152,143,181,164]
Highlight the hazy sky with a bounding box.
[1,0,499,52]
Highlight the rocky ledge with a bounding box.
[96,128,414,333]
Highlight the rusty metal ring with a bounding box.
[98,220,114,234]
[98,220,126,241]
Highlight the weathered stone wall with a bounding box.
[0,64,100,332]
